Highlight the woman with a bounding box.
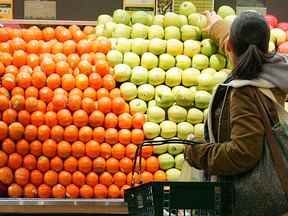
[185,11,288,215]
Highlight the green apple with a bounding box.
[130,66,148,85]
[184,40,201,57]
[165,26,181,40]
[104,21,116,38]
[113,9,130,25]
[153,137,168,155]
[166,168,181,181]
[176,55,191,69]
[141,52,159,69]
[159,153,175,170]
[131,11,149,25]
[168,105,187,123]
[149,38,166,55]
[112,24,131,38]
[116,38,131,53]
[156,91,175,109]
[203,108,209,121]
[138,84,155,101]
[179,15,188,26]
[120,82,137,101]
[179,1,197,16]
[201,39,218,57]
[147,14,153,26]
[210,54,227,70]
[172,86,185,97]
[159,54,175,70]
[213,71,228,85]
[175,87,194,107]
[113,64,131,82]
[107,50,123,66]
[123,52,140,68]
[192,54,209,70]
[97,14,113,25]
[153,15,164,26]
[166,67,182,87]
[148,100,157,108]
[269,41,276,53]
[188,13,208,30]
[131,38,148,55]
[148,25,165,39]
[194,123,204,139]
[175,154,185,170]
[167,39,183,56]
[198,73,214,91]
[182,68,200,86]
[131,23,148,39]
[164,12,181,27]
[224,15,237,25]
[187,108,203,124]
[201,68,217,76]
[143,122,161,139]
[168,142,185,155]
[177,122,194,139]
[271,28,287,46]
[155,85,171,95]
[147,106,166,123]
[95,24,105,37]
[181,25,201,41]
[148,68,166,86]
[160,121,177,138]
[129,98,147,114]
[217,5,235,19]
[194,91,212,109]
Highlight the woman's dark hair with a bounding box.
[229,11,273,80]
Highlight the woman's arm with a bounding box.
[208,20,231,53]
[185,86,264,176]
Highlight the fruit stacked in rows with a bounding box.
[96,4,233,180]
[0,25,148,198]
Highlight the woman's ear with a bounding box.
[227,38,233,52]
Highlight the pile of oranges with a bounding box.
[0,25,165,199]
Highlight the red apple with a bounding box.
[278,42,288,53]
[278,22,288,31]
[265,14,278,28]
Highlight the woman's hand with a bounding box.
[202,11,222,33]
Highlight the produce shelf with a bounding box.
[0,198,127,214]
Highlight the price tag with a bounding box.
[24,0,56,20]
[123,0,156,15]
[0,0,13,19]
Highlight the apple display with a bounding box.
[104,22,116,38]
[192,54,209,70]
[187,108,204,124]
[138,84,155,101]
[123,52,140,68]
[164,12,181,27]
[179,1,197,16]
[194,90,212,109]
[120,82,138,101]
[217,5,235,19]
[175,154,185,170]
[156,91,175,109]
[188,13,208,30]
[107,50,123,66]
[177,122,194,139]
[168,105,187,123]
[210,54,227,70]
[153,15,164,26]
[181,68,200,87]
[148,68,166,86]
[201,39,218,57]
[147,106,166,123]
[176,55,191,69]
[112,24,131,38]
[116,38,131,53]
[203,108,209,121]
[166,168,181,181]
[143,122,161,139]
[152,137,167,155]
[175,87,194,107]
[165,67,182,87]
[131,11,149,25]
[184,40,201,57]
[130,66,148,85]
[198,73,214,91]
[168,143,185,155]
[131,23,148,39]
[141,52,159,69]
[160,121,177,138]
[159,53,176,70]
[97,14,113,25]
[131,38,148,55]
[148,25,165,39]
[149,38,167,55]
[194,123,204,139]
[148,100,157,108]
[159,153,175,170]
[113,64,131,82]
[167,39,183,56]
[179,15,188,27]
[201,68,217,76]
[181,25,201,41]
[113,9,131,25]
[129,98,147,114]
[165,26,181,40]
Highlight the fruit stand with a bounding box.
[0,1,287,215]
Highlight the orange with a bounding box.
[30,170,43,186]
[141,171,153,184]
[16,139,29,156]
[57,141,71,159]
[25,97,38,113]
[10,95,25,111]
[0,42,10,53]
[78,156,92,174]
[73,109,88,127]
[141,146,153,158]
[119,157,133,174]
[66,184,79,198]
[58,170,72,186]
[111,143,125,160]
[38,184,51,198]
[42,139,57,158]
[78,60,92,75]
[102,74,116,90]
[24,124,37,142]
[31,70,46,89]
[0,150,7,168]
[22,28,35,42]
[15,71,31,89]
[75,74,88,90]
[132,113,145,129]
[29,26,42,40]
[104,113,118,128]
[15,167,29,186]
[0,28,9,42]
[97,38,112,54]
[41,57,56,76]
[55,27,72,42]
[24,183,37,198]
[37,125,50,141]
[63,40,76,55]
[50,125,64,142]
[131,129,144,145]
[67,94,81,111]
[99,171,113,186]
[44,111,57,127]
[51,42,63,54]
[80,184,94,198]
[30,111,44,127]
[42,27,55,41]
[47,73,61,90]
[81,53,94,63]
[37,156,50,173]
[57,109,72,127]
[78,126,92,143]
[72,30,85,42]
[96,88,109,99]
[8,183,23,198]
[44,170,58,186]
[111,97,126,115]
[30,140,42,157]
[105,128,118,145]
[94,184,107,198]
[120,185,130,198]
[0,167,13,185]
[154,170,166,181]
[52,94,67,111]
[100,143,112,159]
[23,154,37,170]
[25,86,39,98]
[93,157,106,174]
[67,53,80,69]
[71,141,85,158]
[2,138,15,154]
[95,60,110,77]
[146,156,159,173]
[52,184,66,198]
[64,125,78,142]
[81,97,95,114]
[11,86,24,96]
[2,109,17,124]
[26,40,39,53]
[10,37,26,51]
[135,157,146,172]
[108,184,120,198]
[83,87,97,100]
[93,127,105,143]
[118,129,131,145]
[77,39,91,54]
[27,54,40,68]
[86,172,98,187]
[89,110,104,128]
[62,74,75,91]
[2,73,16,90]
[63,156,78,173]
[0,62,5,75]
[88,72,102,90]
[106,158,119,174]
[38,41,52,54]
[37,100,47,113]
[113,172,127,188]
[72,171,86,187]
[125,144,137,159]
[54,87,68,96]
[50,156,63,172]
[55,61,69,76]
[109,88,121,99]
[0,121,8,141]
[0,52,13,67]
[39,87,54,103]
[85,140,100,159]
[53,53,67,63]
